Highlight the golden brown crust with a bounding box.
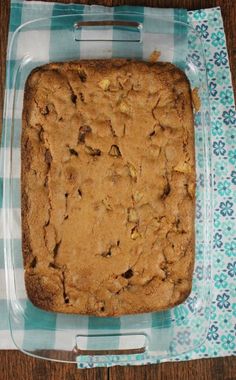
[21,59,195,316]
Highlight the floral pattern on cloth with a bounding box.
[174,7,236,360]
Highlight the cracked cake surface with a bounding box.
[21,59,195,316]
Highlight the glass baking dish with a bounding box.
[3,12,212,366]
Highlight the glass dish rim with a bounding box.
[2,11,213,365]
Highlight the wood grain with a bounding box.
[109,356,236,380]
[0,350,108,380]
[0,0,235,379]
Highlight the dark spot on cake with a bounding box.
[48,262,61,269]
[65,192,68,198]
[53,241,61,258]
[117,240,120,246]
[175,218,180,228]
[45,149,52,165]
[109,144,121,157]
[44,219,50,227]
[69,148,79,157]
[30,256,37,268]
[108,120,117,137]
[71,94,77,104]
[123,124,126,136]
[161,182,170,199]
[101,249,112,258]
[44,177,48,187]
[78,69,87,82]
[64,215,69,220]
[85,146,101,156]
[31,169,37,176]
[79,92,85,102]
[184,183,188,192]
[78,188,82,197]
[78,125,92,143]
[59,117,63,122]
[100,306,105,312]
[122,269,133,279]
[149,130,156,137]
[62,270,68,304]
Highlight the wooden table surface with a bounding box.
[0,0,235,379]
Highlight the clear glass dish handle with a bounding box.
[74,333,149,367]
[74,20,143,42]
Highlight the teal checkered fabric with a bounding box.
[0,1,235,367]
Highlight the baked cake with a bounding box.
[21,59,195,316]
